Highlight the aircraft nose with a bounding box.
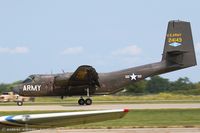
[13,85,20,94]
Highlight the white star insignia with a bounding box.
[125,73,142,81]
[130,73,137,80]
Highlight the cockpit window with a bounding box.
[23,75,35,83]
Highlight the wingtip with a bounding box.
[123,109,129,112]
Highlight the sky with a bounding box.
[0,0,199,83]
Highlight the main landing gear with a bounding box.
[78,88,92,105]
[78,97,92,105]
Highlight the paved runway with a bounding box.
[25,128,200,133]
[1,103,200,111]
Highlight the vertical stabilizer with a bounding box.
[162,20,197,68]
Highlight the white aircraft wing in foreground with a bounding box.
[0,109,128,130]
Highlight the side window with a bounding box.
[23,78,32,83]
[23,75,35,83]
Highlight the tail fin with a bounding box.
[162,20,197,68]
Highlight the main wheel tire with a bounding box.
[85,98,92,105]
[17,101,23,106]
[78,99,85,105]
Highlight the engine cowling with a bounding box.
[67,65,100,95]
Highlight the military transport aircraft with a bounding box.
[0,109,128,132]
[13,20,197,106]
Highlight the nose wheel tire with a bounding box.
[17,101,23,106]
[85,98,92,105]
[78,98,85,105]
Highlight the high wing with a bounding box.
[0,109,128,128]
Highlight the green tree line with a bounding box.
[0,81,22,94]
[124,76,200,95]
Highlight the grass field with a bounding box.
[69,109,200,128]
[1,93,200,106]
[1,109,200,128]
[35,93,200,102]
